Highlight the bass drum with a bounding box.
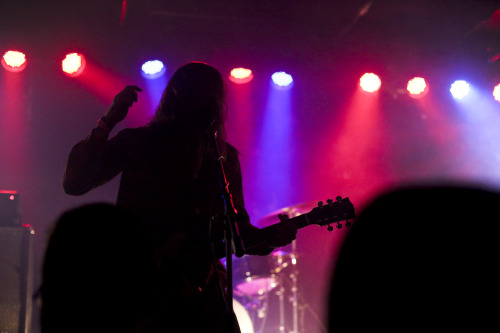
[234,298,254,333]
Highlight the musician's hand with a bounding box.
[103,85,142,126]
[266,221,297,248]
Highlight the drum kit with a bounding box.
[231,201,319,333]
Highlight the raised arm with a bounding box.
[62,86,142,195]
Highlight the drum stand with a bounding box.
[245,202,330,333]
[235,246,328,333]
[240,241,301,333]
[264,240,327,333]
[235,244,300,333]
[275,240,300,333]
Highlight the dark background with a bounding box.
[1,1,499,332]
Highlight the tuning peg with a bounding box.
[327,198,333,204]
[327,224,333,231]
[278,214,289,222]
[318,201,324,207]
[336,196,342,201]
[345,220,352,227]
[336,222,342,229]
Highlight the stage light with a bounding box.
[359,73,381,93]
[407,77,429,98]
[493,83,500,102]
[271,71,293,88]
[141,60,166,79]
[450,80,470,100]
[62,53,86,77]
[1,50,27,72]
[229,67,253,84]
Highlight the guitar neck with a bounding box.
[260,214,310,233]
[243,197,355,253]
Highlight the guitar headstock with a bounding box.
[306,196,355,231]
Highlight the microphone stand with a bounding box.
[212,131,245,333]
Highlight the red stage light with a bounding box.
[229,67,254,84]
[494,83,500,102]
[359,73,381,93]
[62,53,86,77]
[407,77,429,99]
[1,50,27,72]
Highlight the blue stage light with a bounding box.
[450,80,470,100]
[141,60,166,79]
[271,71,293,88]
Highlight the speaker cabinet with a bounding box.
[0,227,33,333]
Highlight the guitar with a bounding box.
[262,196,355,232]
[153,196,355,295]
[243,196,355,253]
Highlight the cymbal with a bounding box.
[258,200,320,227]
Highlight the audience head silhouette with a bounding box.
[329,185,500,332]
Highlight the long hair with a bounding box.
[153,62,227,140]
[150,62,228,177]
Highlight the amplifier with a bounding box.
[0,226,34,333]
